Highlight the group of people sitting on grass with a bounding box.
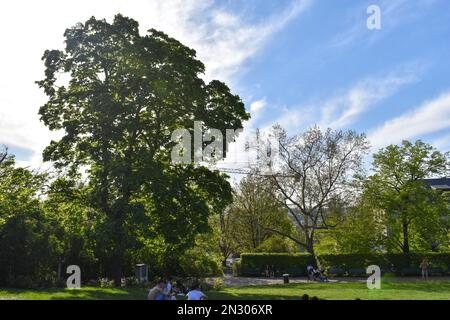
[147,279,207,300]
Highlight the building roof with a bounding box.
[423,178,450,191]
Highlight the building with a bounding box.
[423,178,450,192]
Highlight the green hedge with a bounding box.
[237,253,450,277]
[239,253,311,277]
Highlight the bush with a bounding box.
[178,251,223,278]
[6,275,38,289]
[99,278,115,288]
[239,253,311,277]
[232,260,241,277]
[236,252,450,277]
[212,278,224,291]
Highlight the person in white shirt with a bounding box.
[186,283,207,300]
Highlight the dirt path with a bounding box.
[209,275,450,287]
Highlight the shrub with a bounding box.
[232,260,241,277]
[7,275,39,289]
[236,252,450,277]
[239,253,312,277]
[178,251,224,278]
[212,278,224,291]
[99,278,115,288]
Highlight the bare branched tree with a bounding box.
[262,125,370,259]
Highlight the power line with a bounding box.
[212,167,296,178]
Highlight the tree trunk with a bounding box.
[112,213,128,287]
[402,218,410,253]
[305,233,319,264]
[112,253,123,287]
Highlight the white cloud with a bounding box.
[265,65,419,133]
[368,92,450,149]
[320,67,419,128]
[250,99,267,115]
[0,0,312,167]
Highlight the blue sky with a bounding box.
[234,0,450,150]
[0,0,449,168]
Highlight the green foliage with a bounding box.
[225,175,294,253]
[317,194,386,254]
[256,236,297,253]
[178,250,223,278]
[37,14,248,284]
[239,253,312,276]
[366,140,449,253]
[0,156,55,287]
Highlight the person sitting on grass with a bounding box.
[307,264,315,281]
[315,266,328,282]
[307,264,328,282]
[147,279,167,300]
[186,282,207,300]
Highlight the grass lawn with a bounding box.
[208,280,450,300]
[0,287,147,300]
[1,280,450,300]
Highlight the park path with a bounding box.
[209,275,450,287]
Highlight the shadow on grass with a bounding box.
[50,288,148,300]
[0,287,148,300]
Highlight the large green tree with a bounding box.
[38,15,248,285]
[366,140,449,253]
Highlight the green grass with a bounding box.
[0,287,147,300]
[1,280,450,300]
[208,280,450,300]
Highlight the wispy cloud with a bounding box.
[368,91,450,149]
[320,65,421,128]
[265,64,420,133]
[138,0,314,83]
[0,0,312,166]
